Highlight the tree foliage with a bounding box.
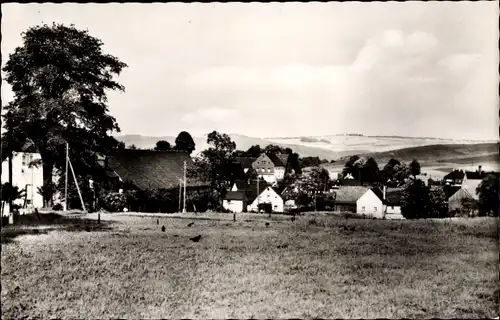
[410,159,421,178]
[154,140,171,151]
[2,23,127,206]
[175,131,195,155]
[400,179,430,219]
[187,131,236,209]
[476,174,499,216]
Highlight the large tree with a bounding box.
[476,174,499,216]
[400,179,430,219]
[361,157,380,184]
[187,131,236,209]
[381,158,401,185]
[410,159,421,178]
[2,23,127,206]
[175,131,196,155]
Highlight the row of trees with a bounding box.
[342,155,421,186]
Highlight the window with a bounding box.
[374,207,377,212]
[362,206,365,212]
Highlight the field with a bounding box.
[1,212,498,319]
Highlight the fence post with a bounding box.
[233,213,236,222]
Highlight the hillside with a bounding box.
[339,143,498,165]
[115,134,495,161]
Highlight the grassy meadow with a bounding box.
[1,212,498,319]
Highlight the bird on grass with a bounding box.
[277,244,288,249]
[187,222,194,227]
[265,222,270,227]
[190,235,202,242]
[161,225,166,232]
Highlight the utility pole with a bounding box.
[68,155,86,212]
[178,178,182,213]
[64,142,69,211]
[182,161,187,213]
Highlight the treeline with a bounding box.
[342,155,421,187]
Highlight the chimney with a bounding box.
[383,185,386,200]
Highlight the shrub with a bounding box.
[102,192,127,212]
[52,203,63,211]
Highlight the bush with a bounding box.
[102,192,127,212]
[52,203,63,211]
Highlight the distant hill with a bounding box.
[115,134,355,160]
[115,134,497,163]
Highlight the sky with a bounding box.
[1,2,498,140]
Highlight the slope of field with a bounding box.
[1,213,497,319]
[266,135,494,154]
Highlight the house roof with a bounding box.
[234,157,257,169]
[443,170,465,180]
[268,153,288,167]
[232,179,250,191]
[334,186,370,204]
[337,179,363,186]
[442,185,462,199]
[371,188,385,202]
[246,179,269,203]
[107,149,207,190]
[224,191,247,201]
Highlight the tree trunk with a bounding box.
[42,157,54,208]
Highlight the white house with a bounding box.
[1,151,44,215]
[247,186,284,213]
[461,168,484,200]
[356,188,385,219]
[222,191,247,213]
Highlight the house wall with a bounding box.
[1,152,44,211]
[223,200,244,213]
[252,154,275,175]
[333,203,356,213]
[274,166,285,180]
[356,190,384,218]
[448,188,475,212]
[385,205,401,214]
[461,177,481,200]
[248,187,284,213]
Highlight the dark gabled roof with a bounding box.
[371,188,385,202]
[232,179,250,191]
[338,179,363,186]
[246,179,269,203]
[442,185,462,199]
[335,186,369,204]
[464,171,499,180]
[443,170,465,180]
[385,188,403,205]
[234,157,257,169]
[224,191,247,201]
[107,149,207,190]
[268,153,288,167]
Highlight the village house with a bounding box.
[223,178,268,213]
[269,153,289,181]
[333,186,370,213]
[100,149,209,211]
[252,153,276,184]
[460,166,486,200]
[1,150,44,215]
[247,185,284,213]
[356,187,385,219]
[446,187,475,213]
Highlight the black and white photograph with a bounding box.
[1,2,498,319]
